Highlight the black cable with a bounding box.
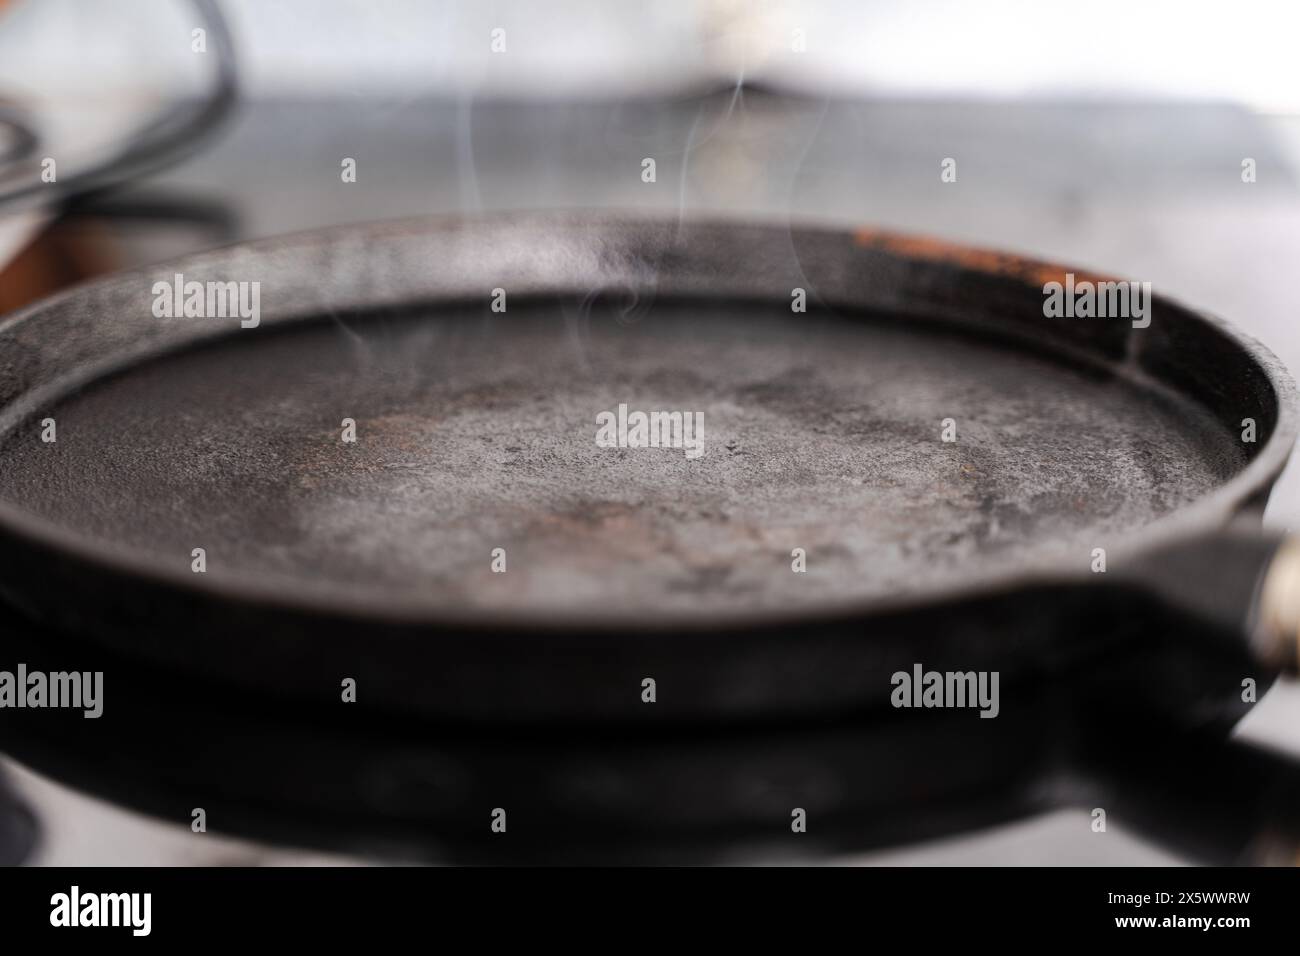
[0,0,238,213]
[0,104,39,167]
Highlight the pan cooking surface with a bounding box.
[0,298,1241,617]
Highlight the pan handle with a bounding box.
[1131,531,1300,674]
[1255,536,1300,672]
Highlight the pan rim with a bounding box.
[0,210,1294,636]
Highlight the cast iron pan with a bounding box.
[0,214,1296,722]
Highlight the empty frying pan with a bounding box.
[0,214,1295,722]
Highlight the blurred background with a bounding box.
[3,0,1300,865]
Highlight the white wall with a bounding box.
[1,0,1299,108]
